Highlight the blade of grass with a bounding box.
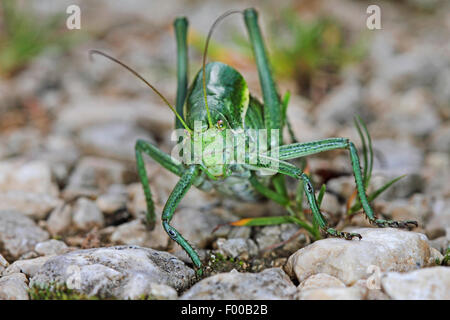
[349,175,406,214]
[225,216,316,236]
[317,184,326,207]
[356,115,373,187]
[354,116,368,187]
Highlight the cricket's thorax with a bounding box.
[183,61,269,201]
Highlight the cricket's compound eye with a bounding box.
[216,119,225,130]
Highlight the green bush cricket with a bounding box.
[90,8,417,276]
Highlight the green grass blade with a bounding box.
[354,116,368,187]
[349,175,406,214]
[317,184,326,208]
[229,216,315,236]
[281,90,291,127]
[296,181,304,212]
[356,115,373,187]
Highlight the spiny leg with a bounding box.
[252,158,362,239]
[244,8,281,142]
[161,165,203,274]
[277,138,418,229]
[174,17,189,129]
[135,139,184,229]
[244,8,300,206]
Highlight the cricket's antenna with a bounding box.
[89,49,192,133]
[202,9,242,128]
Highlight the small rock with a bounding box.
[317,192,341,217]
[370,139,424,199]
[430,124,450,153]
[429,236,449,254]
[0,273,29,300]
[0,160,58,196]
[46,203,72,236]
[380,193,432,226]
[30,246,195,299]
[216,238,258,259]
[352,279,390,300]
[147,283,178,300]
[381,267,450,300]
[255,225,282,250]
[0,191,62,220]
[96,185,128,214]
[3,256,53,278]
[426,198,450,239]
[181,268,296,300]
[72,198,105,231]
[315,81,362,126]
[0,253,9,274]
[55,97,170,133]
[424,152,450,197]
[110,219,168,249]
[297,287,363,300]
[254,224,306,254]
[34,134,80,186]
[298,273,345,291]
[63,156,127,200]
[227,226,251,239]
[381,88,440,137]
[172,207,237,249]
[285,228,438,285]
[79,122,154,162]
[126,282,177,300]
[35,240,69,256]
[326,176,356,199]
[0,210,49,261]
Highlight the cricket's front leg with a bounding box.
[161,165,203,275]
[135,139,184,229]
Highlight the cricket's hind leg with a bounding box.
[272,138,417,238]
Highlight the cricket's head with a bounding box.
[185,62,249,133]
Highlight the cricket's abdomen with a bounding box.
[195,164,269,202]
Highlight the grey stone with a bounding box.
[4,256,54,278]
[79,122,153,162]
[63,157,127,200]
[0,273,29,300]
[0,160,59,196]
[72,198,105,231]
[285,228,440,285]
[0,191,62,220]
[381,267,450,300]
[181,268,296,300]
[35,240,69,256]
[216,238,258,258]
[0,211,49,261]
[30,246,195,299]
[46,203,72,236]
[110,218,168,249]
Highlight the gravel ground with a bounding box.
[0,0,449,300]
